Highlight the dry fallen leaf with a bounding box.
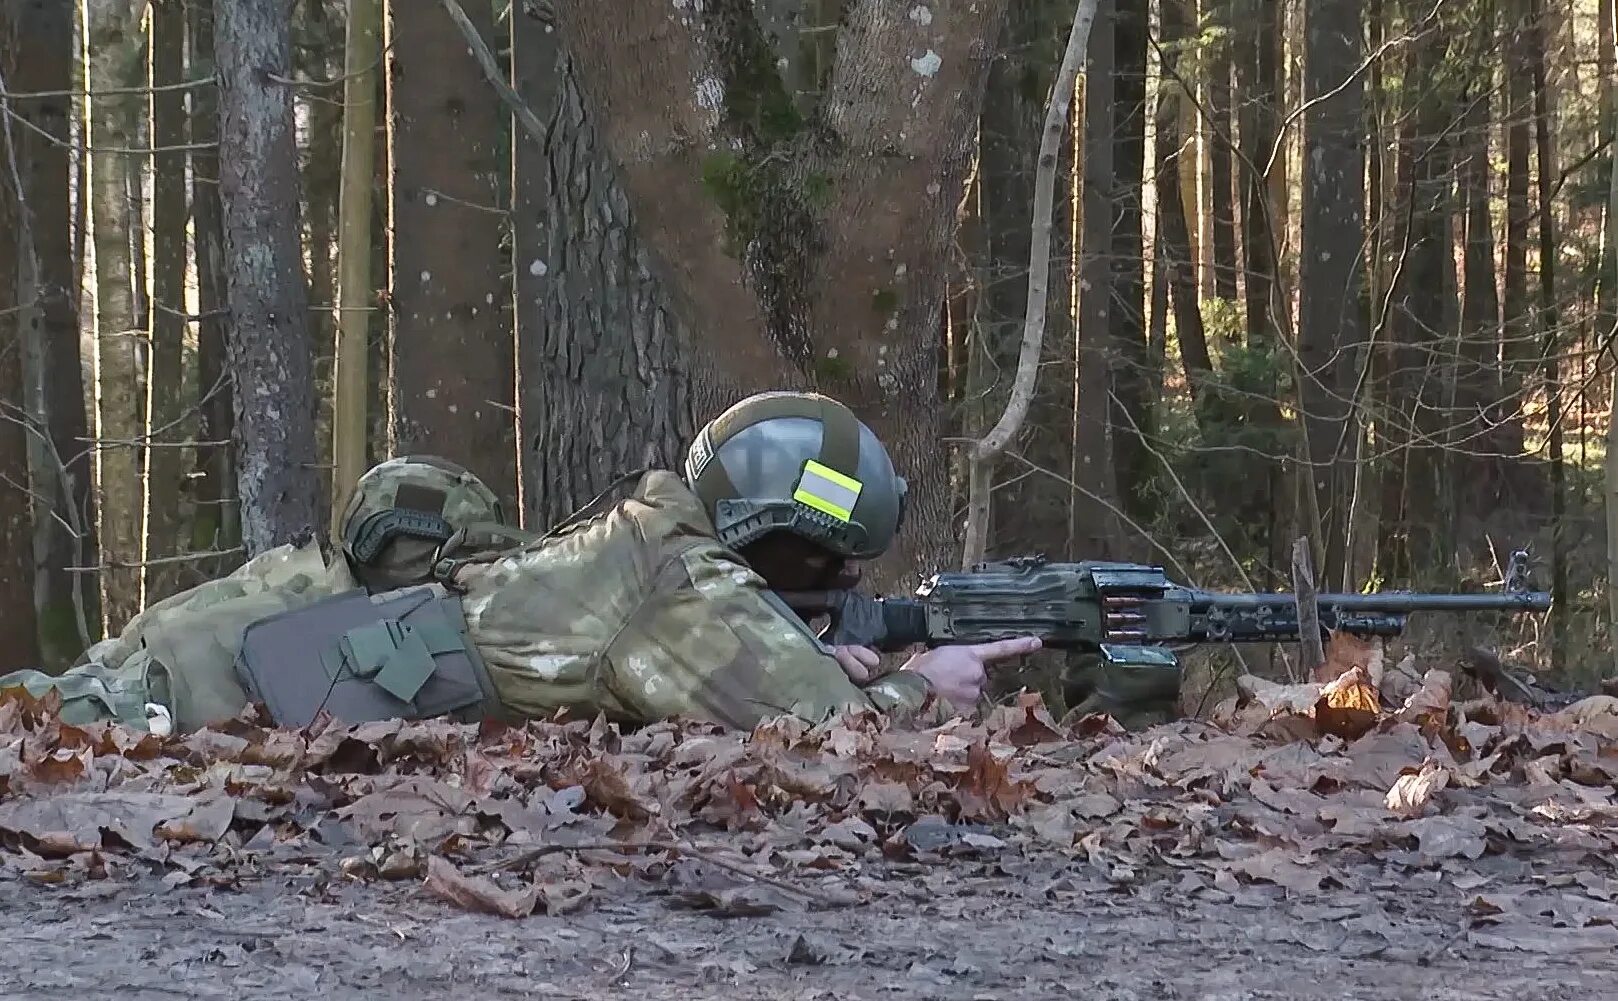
[1384,763,1450,819]
[1315,667,1381,740]
[423,854,539,918]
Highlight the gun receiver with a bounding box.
[778,553,1551,672]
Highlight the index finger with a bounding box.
[968,636,1043,663]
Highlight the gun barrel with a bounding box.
[1208,590,1552,613]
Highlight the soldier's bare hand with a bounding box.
[832,644,881,684]
[901,636,1041,707]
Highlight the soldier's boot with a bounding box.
[1064,656,1182,731]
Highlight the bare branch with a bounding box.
[438,0,547,142]
[960,0,1098,567]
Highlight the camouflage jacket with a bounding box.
[452,470,938,729]
[0,539,358,732]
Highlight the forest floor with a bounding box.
[1,645,1617,1000]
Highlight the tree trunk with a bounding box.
[1379,0,1455,583]
[1527,0,1566,670]
[1298,0,1365,584]
[1108,0,1151,517]
[1602,0,1618,675]
[1596,0,1614,361]
[385,0,517,510]
[1205,0,1238,302]
[512,9,696,532]
[10,0,101,665]
[0,9,43,669]
[367,81,389,470]
[550,0,1012,587]
[330,0,381,532]
[86,0,148,629]
[302,0,341,508]
[1074,0,1122,557]
[184,0,239,583]
[144,0,188,603]
[215,0,323,554]
[1155,0,1211,408]
[1232,0,1286,579]
[1500,0,1532,466]
[1456,2,1502,514]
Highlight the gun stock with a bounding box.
[778,554,1552,672]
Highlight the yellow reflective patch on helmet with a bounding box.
[793,460,863,523]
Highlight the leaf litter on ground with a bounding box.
[1,645,1618,963]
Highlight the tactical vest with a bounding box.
[234,583,503,730]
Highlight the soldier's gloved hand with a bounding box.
[901,637,1042,707]
[831,644,882,684]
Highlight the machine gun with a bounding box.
[777,551,1551,673]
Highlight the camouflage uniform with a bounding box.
[446,470,938,729]
[0,455,518,733]
[0,538,354,732]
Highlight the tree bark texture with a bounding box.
[11,0,101,663]
[144,0,188,603]
[184,0,240,583]
[1205,0,1239,302]
[1154,0,1210,413]
[1230,0,1286,578]
[550,0,1011,586]
[1596,0,1614,333]
[1074,0,1122,558]
[86,0,148,630]
[1377,0,1455,583]
[301,0,341,505]
[1298,0,1365,586]
[386,0,517,511]
[1456,1,1503,514]
[1107,0,1152,517]
[330,0,380,533]
[0,9,44,669]
[1500,0,1532,467]
[512,8,695,531]
[1528,0,1567,670]
[215,0,323,555]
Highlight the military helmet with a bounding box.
[683,391,907,560]
[339,454,505,590]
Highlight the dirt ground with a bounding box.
[3,667,1618,1000]
[2,833,1614,1000]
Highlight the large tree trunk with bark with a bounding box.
[0,10,43,669]
[1074,0,1122,558]
[550,0,1011,586]
[1154,0,1211,416]
[512,8,695,531]
[86,0,148,630]
[185,0,240,583]
[1377,0,1455,583]
[1527,0,1566,670]
[1456,2,1503,515]
[1108,0,1152,517]
[10,0,101,665]
[301,0,341,507]
[215,0,323,554]
[1298,0,1365,585]
[1500,0,1532,468]
[144,0,188,603]
[1205,0,1239,303]
[386,0,517,510]
[1231,0,1287,580]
